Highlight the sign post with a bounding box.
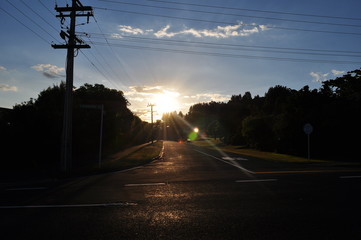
[303,123,313,161]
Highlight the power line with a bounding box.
[146,0,361,22]
[38,0,56,17]
[85,38,127,90]
[93,7,361,36]
[79,50,119,89]
[20,0,59,32]
[89,41,361,64]
[0,7,51,44]
[86,32,361,55]
[6,0,59,42]
[91,14,134,84]
[97,0,361,28]
[91,36,361,59]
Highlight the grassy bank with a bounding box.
[102,141,163,170]
[191,138,327,163]
[75,141,164,175]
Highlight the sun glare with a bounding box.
[152,91,180,116]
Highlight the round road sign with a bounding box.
[303,123,313,135]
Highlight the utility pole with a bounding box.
[52,0,93,174]
[147,103,155,125]
[147,103,155,143]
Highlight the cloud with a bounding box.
[117,23,268,39]
[127,86,164,95]
[331,69,345,76]
[118,25,154,35]
[154,23,268,38]
[0,84,18,92]
[191,93,230,102]
[310,69,346,83]
[310,72,329,83]
[31,64,65,78]
[0,66,7,71]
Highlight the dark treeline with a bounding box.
[166,69,361,161]
[0,83,154,173]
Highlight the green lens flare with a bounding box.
[188,132,198,141]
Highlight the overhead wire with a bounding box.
[79,50,121,89]
[6,0,59,42]
[20,0,59,32]
[91,14,135,85]
[146,0,361,22]
[92,6,361,36]
[89,41,361,64]
[0,7,51,44]
[97,0,361,29]
[87,33,361,58]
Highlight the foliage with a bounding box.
[1,83,154,172]
[184,68,361,161]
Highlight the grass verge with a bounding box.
[74,141,164,176]
[101,141,163,171]
[191,138,327,163]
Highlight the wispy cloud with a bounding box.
[0,66,7,71]
[0,84,17,92]
[31,64,65,79]
[127,86,164,95]
[310,69,345,83]
[331,69,345,76]
[188,93,230,102]
[118,25,153,35]
[116,23,268,39]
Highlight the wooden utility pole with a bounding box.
[147,103,155,125]
[52,0,93,174]
[147,103,155,143]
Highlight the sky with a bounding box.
[1,0,361,122]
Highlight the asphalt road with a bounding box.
[1,140,361,239]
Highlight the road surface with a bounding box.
[1,141,361,239]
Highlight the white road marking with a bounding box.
[0,202,137,209]
[194,149,255,174]
[222,156,248,161]
[124,183,166,187]
[235,179,277,183]
[339,176,361,179]
[6,187,48,191]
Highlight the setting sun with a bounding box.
[152,90,180,116]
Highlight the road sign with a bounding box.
[303,123,313,135]
[303,123,313,160]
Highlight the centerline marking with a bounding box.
[235,179,277,183]
[124,183,166,187]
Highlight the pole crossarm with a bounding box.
[52,44,90,49]
[55,6,93,12]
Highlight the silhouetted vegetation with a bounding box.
[183,69,361,161]
[1,68,360,176]
[1,83,154,174]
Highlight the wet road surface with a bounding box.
[1,141,361,239]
